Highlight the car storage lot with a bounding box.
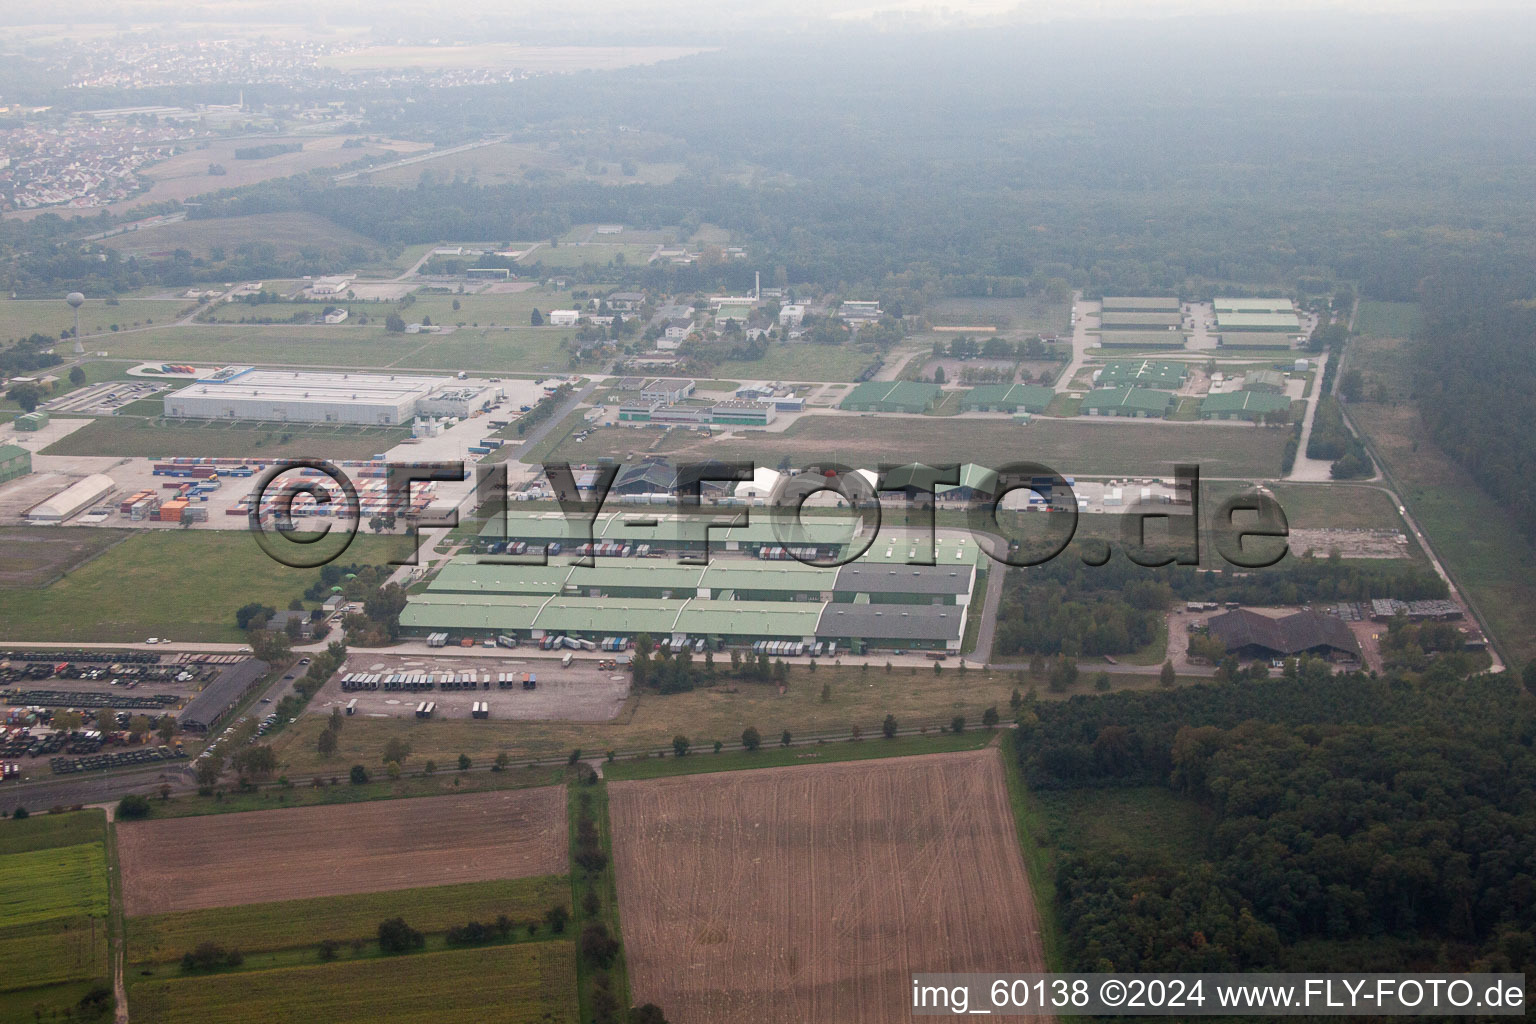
[116,786,568,916]
[608,749,1051,1024]
[313,653,631,722]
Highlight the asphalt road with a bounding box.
[0,765,187,816]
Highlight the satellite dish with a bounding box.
[66,292,85,308]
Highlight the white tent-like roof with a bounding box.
[734,466,783,500]
[28,474,114,523]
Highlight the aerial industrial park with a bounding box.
[1,7,1533,1024]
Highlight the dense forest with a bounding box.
[1416,302,1536,541]
[1020,669,1536,975]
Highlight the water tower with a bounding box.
[66,292,85,355]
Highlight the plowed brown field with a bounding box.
[608,750,1050,1024]
[117,787,566,916]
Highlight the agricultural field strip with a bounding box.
[0,842,109,927]
[608,749,1051,1024]
[0,813,110,991]
[116,787,567,916]
[125,875,568,963]
[126,940,577,1024]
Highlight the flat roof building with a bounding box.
[639,378,696,403]
[1096,330,1187,349]
[1213,297,1296,314]
[1094,360,1188,389]
[1099,311,1183,330]
[1100,296,1181,313]
[164,367,491,426]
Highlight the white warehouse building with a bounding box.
[164,368,502,426]
[28,474,115,524]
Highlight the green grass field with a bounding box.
[127,877,567,964]
[0,531,409,643]
[387,327,577,373]
[716,344,878,382]
[558,414,1289,478]
[1354,300,1422,339]
[523,243,658,269]
[89,321,579,375]
[198,302,341,324]
[149,764,569,820]
[923,295,1070,334]
[39,416,411,460]
[92,324,432,369]
[0,811,106,856]
[98,212,378,262]
[1030,787,1212,860]
[347,141,682,189]
[0,980,112,1023]
[0,844,109,928]
[1208,480,1407,531]
[399,287,570,328]
[0,915,109,991]
[0,298,191,343]
[0,812,110,999]
[128,941,577,1024]
[602,729,996,782]
[1348,332,1536,666]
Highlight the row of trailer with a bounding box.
[537,635,598,651]
[752,639,836,658]
[485,541,564,556]
[340,671,497,692]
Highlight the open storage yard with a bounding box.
[608,748,1049,1024]
[116,787,568,916]
[317,653,630,722]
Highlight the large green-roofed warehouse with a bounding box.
[1094,360,1188,389]
[1100,296,1181,313]
[1199,391,1294,421]
[1213,297,1295,314]
[1096,330,1187,349]
[1080,387,1173,418]
[399,594,966,651]
[838,380,941,413]
[1215,311,1301,333]
[959,383,1054,413]
[1099,311,1183,330]
[429,553,976,605]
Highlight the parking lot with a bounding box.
[312,652,631,722]
[47,379,166,416]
